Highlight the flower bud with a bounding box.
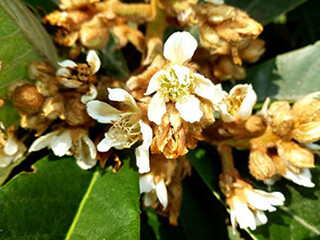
[239,39,265,63]
[80,16,109,49]
[292,92,320,125]
[249,148,276,181]
[292,121,320,143]
[267,101,294,139]
[63,92,90,126]
[277,141,314,169]
[213,56,246,81]
[12,84,44,115]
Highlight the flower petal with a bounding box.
[50,130,72,157]
[0,152,13,168]
[58,59,77,68]
[219,103,236,123]
[205,0,224,5]
[4,134,19,155]
[86,50,101,74]
[283,168,315,188]
[144,70,167,95]
[108,88,138,110]
[75,136,97,169]
[81,84,98,104]
[247,190,284,212]
[148,92,167,125]
[233,198,256,230]
[97,134,117,152]
[253,210,268,226]
[163,31,198,64]
[29,132,56,152]
[86,100,121,123]
[139,173,155,193]
[176,94,203,123]
[155,179,168,209]
[235,84,257,120]
[171,65,190,85]
[135,120,153,173]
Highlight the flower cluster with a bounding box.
[2,0,319,234]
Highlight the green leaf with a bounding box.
[23,0,59,13]
[225,0,308,25]
[0,98,20,128]
[249,165,320,240]
[0,0,58,94]
[0,155,94,239]
[66,155,140,240]
[245,41,320,102]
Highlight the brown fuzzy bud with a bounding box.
[267,101,294,139]
[12,84,44,115]
[239,39,265,63]
[213,56,246,81]
[249,148,276,181]
[292,121,320,143]
[292,92,320,125]
[63,92,90,126]
[277,141,315,169]
[80,16,109,49]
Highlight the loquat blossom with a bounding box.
[219,84,257,123]
[29,128,97,169]
[139,173,168,209]
[0,124,26,168]
[86,88,153,173]
[220,174,285,231]
[144,31,224,125]
[56,50,100,103]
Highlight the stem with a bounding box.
[95,1,153,21]
[218,144,236,175]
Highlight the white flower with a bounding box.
[229,188,285,231]
[86,88,153,173]
[29,129,97,170]
[282,167,315,188]
[145,31,223,125]
[139,173,168,209]
[0,132,26,168]
[219,84,257,123]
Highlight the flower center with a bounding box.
[226,90,246,117]
[159,65,193,100]
[109,113,141,148]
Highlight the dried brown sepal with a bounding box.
[213,55,246,81]
[41,94,65,121]
[164,0,198,26]
[239,38,265,64]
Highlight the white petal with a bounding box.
[135,120,153,174]
[232,84,257,120]
[193,73,218,103]
[29,132,56,152]
[56,68,70,78]
[171,65,190,85]
[4,134,19,155]
[139,173,155,193]
[176,94,203,123]
[155,179,168,209]
[0,152,13,168]
[75,136,97,170]
[205,0,224,5]
[163,31,198,64]
[86,50,101,74]
[219,103,236,123]
[233,199,256,230]
[50,130,72,157]
[144,70,167,95]
[230,209,237,232]
[58,59,77,68]
[147,92,167,125]
[82,135,97,160]
[97,134,117,152]
[283,168,315,188]
[59,78,81,88]
[247,190,284,212]
[86,100,121,123]
[81,84,98,104]
[108,88,138,110]
[253,210,268,226]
